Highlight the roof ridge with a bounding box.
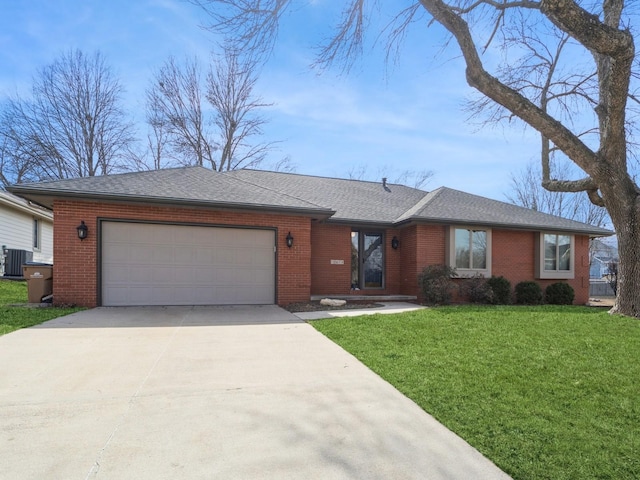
[235,168,422,189]
[394,187,445,223]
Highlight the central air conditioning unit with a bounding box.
[3,249,33,277]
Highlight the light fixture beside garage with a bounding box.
[76,221,88,240]
[286,231,294,248]
[391,236,399,250]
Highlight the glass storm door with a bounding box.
[351,231,384,289]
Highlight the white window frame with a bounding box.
[536,232,575,279]
[447,226,492,277]
[32,218,41,252]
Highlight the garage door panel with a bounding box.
[102,223,275,306]
[174,248,197,264]
[211,228,236,244]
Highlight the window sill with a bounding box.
[455,269,491,278]
[538,271,574,280]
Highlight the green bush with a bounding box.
[460,274,493,303]
[418,264,457,305]
[487,276,512,304]
[515,281,543,305]
[545,282,575,305]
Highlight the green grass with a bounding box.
[312,305,640,480]
[0,280,83,335]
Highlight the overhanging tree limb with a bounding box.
[540,0,632,56]
[419,0,601,176]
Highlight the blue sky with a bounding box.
[0,0,542,200]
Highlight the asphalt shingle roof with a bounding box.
[396,186,612,233]
[8,166,613,236]
[226,169,426,223]
[8,167,333,216]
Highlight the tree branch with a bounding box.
[451,0,539,15]
[540,0,633,57]
[419,0,601,175]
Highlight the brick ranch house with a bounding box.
[9,166,612,307]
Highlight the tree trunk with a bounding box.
[604,182,640,316]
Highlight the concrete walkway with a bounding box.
[293,301,426,320]
[0,306,510,480]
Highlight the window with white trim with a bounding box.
[448,227,491,277]
[537,233,574,279]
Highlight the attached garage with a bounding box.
[101,221,276,306]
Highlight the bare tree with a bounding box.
[190,0,640,318]
[143,94,173,171]
[271,155,297,173]
[0,50,135,181]
[0,123,32,186]
[146,47,273,171]
[146,56,216,168]
[347,163,435,189]
[507,159,609,227]
[207,47,274,171]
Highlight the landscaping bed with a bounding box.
[284,301,383,313]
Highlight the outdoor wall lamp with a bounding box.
[77,221,88,240]
[391,236,399,250]
[286,231,294,248]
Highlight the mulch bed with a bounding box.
[284,301,383,313]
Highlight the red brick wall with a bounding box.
[491,229,535,283]
[399,225,418,295]
[310,224,351,295]
[310,224,402,296]
[400,224,447,297]
[491,229,591,304]
[53,200,311,307]
[406,226,591,305]
[54,199,593,307]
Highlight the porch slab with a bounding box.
[310,294,418,302]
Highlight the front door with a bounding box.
[351,230,384,289]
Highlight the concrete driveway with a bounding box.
[0,306,510,479]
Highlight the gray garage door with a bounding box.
[101,222,275,306]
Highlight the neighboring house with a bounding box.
[8,166,612,307]
[0,190,53,276]
[589,238,619,278]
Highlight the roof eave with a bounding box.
[0,191,53,220]
[8,188,336,220]
[324,217,396,228]
[394,216,614,237]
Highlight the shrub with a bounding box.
[545,282,575,305]
[460,274,493,303]
[515,281,543,305]
[418,264,457,305]
[487,276,511,304]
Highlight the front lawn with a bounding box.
[0,280,83,335]
[312,305,640,480]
